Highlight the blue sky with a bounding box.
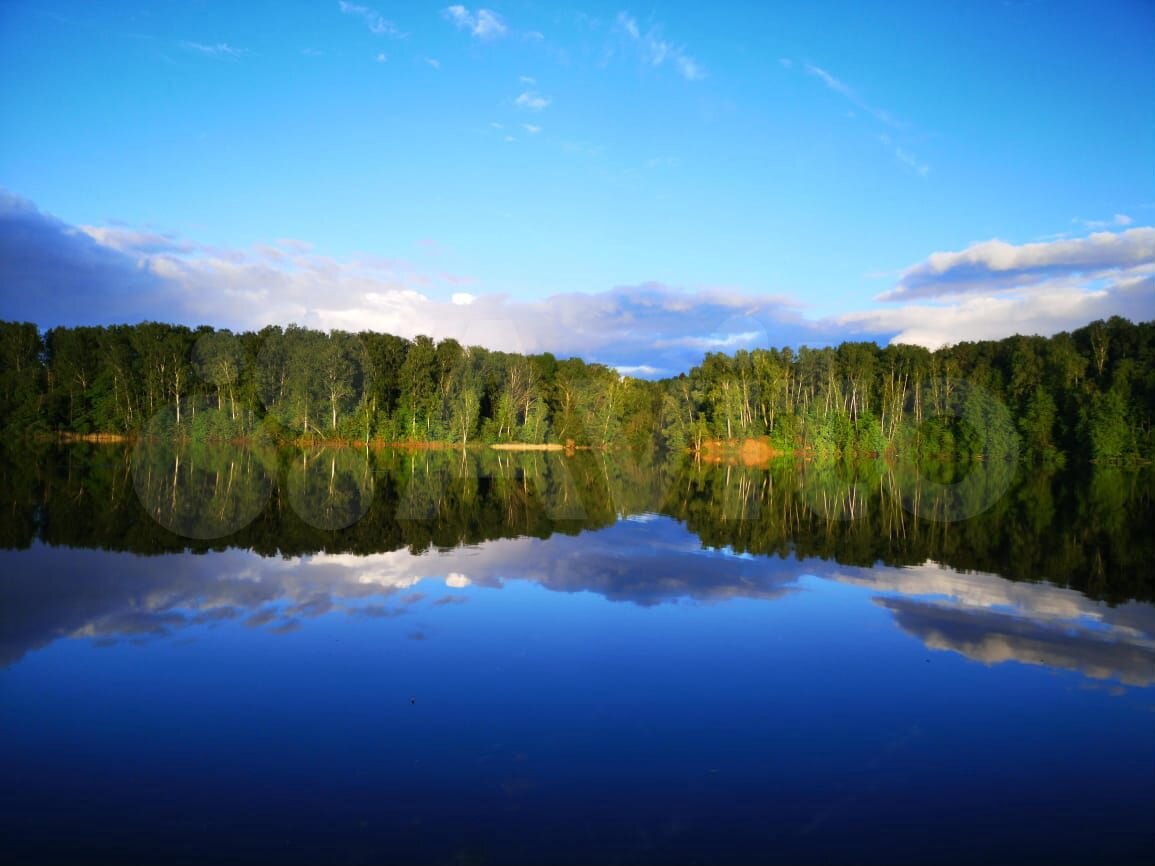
[1,0,1153,374]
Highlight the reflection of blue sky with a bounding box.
[2,517,1154,688]
[4,519,1155,863]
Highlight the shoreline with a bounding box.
[34,433,1153,467]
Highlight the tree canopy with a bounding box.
[1,316,1153,463]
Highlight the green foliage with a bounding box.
[1081,389,1132,462]
[1,317,1153,463]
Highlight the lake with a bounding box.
[1,443,1153,865]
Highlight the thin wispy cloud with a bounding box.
[443,5,507,40]
[802,62,901,127]
[1075,213,1133,230]
[783,58,929,176]
[515,90,550,111]
[522,123,542,134]
[880,134,929,177]
[615,12,705,81]
[425,57,441,70]
[338,1,405,37]
[180,41,246,58]
[78,226,194,255]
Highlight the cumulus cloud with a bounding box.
[1,199,817,368]
[829,227,1155,348]
[0,192,180,325]
[883,228,1155,301]
[338,1,405,37]
[3,192,1151,366]
[616,12,705,81]
[443,5,507,40]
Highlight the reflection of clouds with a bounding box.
[0,521,800,664]
[877,597,1155,687]
[830,560,1155,642]
[825,558,1155,686]
[3,523,1155,691]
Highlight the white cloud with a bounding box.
[882,227,1155,301]
[425,57,441,70]
[521,123,542,134]
[180,41,246,58]
[1076,213,1134,230]
[338,1,405,37]
[614,364,664,377]
[617,12,640,40]
[519,75,536,85]
[834,227,1155,348]
[514,90,550,111]
[615,11,705,81]
[789,61,929,175]
[78,226,194,255]
[7,192,1151,368]
[375,52,387,63]
[14,523,1153,680]
[473,9,506,39]
[443,5,507,40]
[802,62,900,127]
[879,134,928,177]
[674,55,705,81]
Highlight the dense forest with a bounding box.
[1,316,1152,462]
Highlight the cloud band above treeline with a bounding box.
[1,190,1151,376]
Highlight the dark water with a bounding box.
[1,444,1153,865]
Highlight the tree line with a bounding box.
[0,316,1152,462]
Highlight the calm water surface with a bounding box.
[2,444,1153,864]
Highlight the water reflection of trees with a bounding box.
[662,459,1154,604]
[1,443,1151,603]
